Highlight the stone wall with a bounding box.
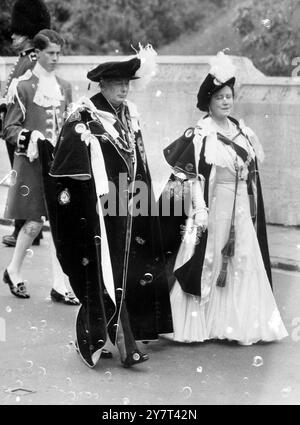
[1,55,299,225]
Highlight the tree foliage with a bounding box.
[68,0,213,55]
[234,0,300,76]
[0,0,224,55]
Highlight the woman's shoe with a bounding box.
[3,269,30,299]
[50,288,80,306]
[122,350,149,368]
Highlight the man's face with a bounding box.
[11,33,30,53]
[101,79,130,107]
[36,42,61,73]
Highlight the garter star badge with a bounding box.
[58,188,71,205]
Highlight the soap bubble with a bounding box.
[182,386,192,399]
[26,360,33,369]
[281,386,292,398]
[20,185,30,197]
[252,356,263,367]
[26,249,34,258]
[104,371,112,381]
[68,391,76,401]
[38,367,47,376]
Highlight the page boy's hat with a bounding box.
[11,0,51,38]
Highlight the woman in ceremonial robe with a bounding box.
[162,52,288,345]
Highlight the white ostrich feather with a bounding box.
[209,51,236,84]
[130,43,158,90]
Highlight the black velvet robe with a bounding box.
[39,94,173,362]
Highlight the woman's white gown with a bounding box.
[166,122,288,344]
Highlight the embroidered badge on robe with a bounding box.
[58,188,71,205]
[75,123,87,134]
[184,128,194,138]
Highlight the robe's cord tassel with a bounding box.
[216,224,235,287]
[222,224,235,258]
[216,257,228,288]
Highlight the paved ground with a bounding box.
[0,225,300,406]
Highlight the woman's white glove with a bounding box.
[191,177,208,231]
[194,209,208,231]
[27,130,45,162]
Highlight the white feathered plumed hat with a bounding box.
[197,51,236,112]
[87,43,157,90]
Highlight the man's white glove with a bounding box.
[27,130,45,162]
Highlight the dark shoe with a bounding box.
[2,234,17,247]
[74,340,112,359]
[100,349,113,359]
[50,288,80,306]
[32,238,40,246]
[3,269,30,299]
[122,350,149,368]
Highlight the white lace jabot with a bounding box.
[33,62,64,108]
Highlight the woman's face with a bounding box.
[209,85,234,120]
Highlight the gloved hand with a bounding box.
[27,130,45,162]
[194,208,208,231]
